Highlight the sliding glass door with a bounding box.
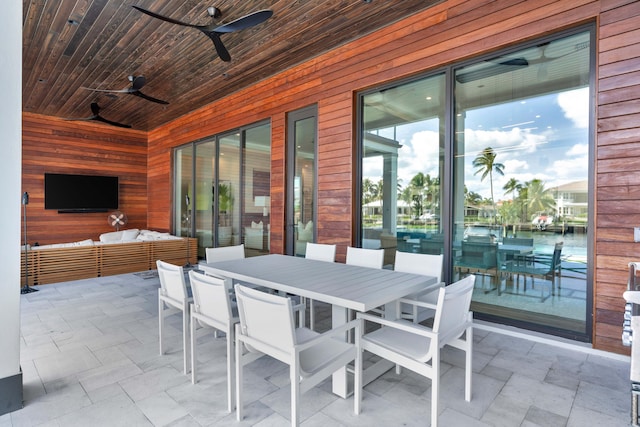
[174,121,271,258]
[359,27,593,339]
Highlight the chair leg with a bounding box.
[309,299,315,330]
[291,365,300,427]
[354,321,362,415]
[190,313,197,384]
[226,327,235,413]
[182,307,189,375]
[431,348,440,427]
[235,328,244,422]
[465,325,473,402]
[158,293,164,355]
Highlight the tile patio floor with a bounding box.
[2,271,633,426]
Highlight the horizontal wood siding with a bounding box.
[595,0,640,354]
[23,0,640,354]
[22,113,148,245]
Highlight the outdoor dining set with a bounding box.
[156,243,475,427]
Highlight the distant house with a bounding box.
[551,180,588,220]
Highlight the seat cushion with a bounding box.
[363,324,432,362]
[296,328,355,378]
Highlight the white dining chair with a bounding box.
[188,270,238,412]
[346,246,384,269]
[346,246,384,319]
[205,244,245,263]
[304,242,336,330]
[234,284,361,427]
[357,274,475,427]
[395,251,445,323]
[157,259,192,375]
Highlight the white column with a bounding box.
[0,0,23,414]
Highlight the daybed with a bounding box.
[20,229,197,286]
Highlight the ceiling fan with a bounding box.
[64,102,132,128]
[132,5,273,62]
[82,75,169,105]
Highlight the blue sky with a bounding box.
[364,87,589,201]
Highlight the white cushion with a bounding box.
[74,239,94,246]
[100,231,124,242]
[121,229,140,240]
[251,221,263,229]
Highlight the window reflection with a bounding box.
[360,29,591,338]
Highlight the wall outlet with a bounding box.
[635,227,640,243]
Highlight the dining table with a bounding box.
[198,253,438,398]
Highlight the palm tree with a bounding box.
[525,179,555,216]
[473,147,505,224]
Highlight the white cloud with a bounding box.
[566,143,588,156]
[557,88,589,129]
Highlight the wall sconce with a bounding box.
[255,196,270,216]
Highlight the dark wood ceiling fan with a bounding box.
[64,103,132,128]
[131,5,273,62]
[82,75,169,105]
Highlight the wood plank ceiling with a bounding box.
[23,0,442,131]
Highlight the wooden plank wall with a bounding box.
[22,113,148,245]
[24,0,640,353]
[594,0,640,353]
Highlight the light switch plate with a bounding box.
[635,227,640,242]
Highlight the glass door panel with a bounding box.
[452,30,592,335]
[193,141,215,257]
[286,106,317,256]
[217,133,241,247]
[243,123,271,253]
[174,145,194,241]
[361,74,446,267]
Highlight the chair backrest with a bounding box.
[431,274,474,348]
[305,242,336,262]
[235,284,296,356]
[189,270,234,327]
[551,242,563,270]
[394,251,443,282]
[461,241,497,268]
[346,246,384,269]
[205,244,245,263]
[156,260,188,302]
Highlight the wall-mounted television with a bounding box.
[44,173,119,212]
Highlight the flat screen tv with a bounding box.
[44,173,119,212]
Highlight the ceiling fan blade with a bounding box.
[131,75,146,91]
[81,87,131,94]
[63,116,97,122]
[134,90,169,105]
[132,6,200,28]
[203,32,231,62]
[94,115,132,129]
[214,9,273,33]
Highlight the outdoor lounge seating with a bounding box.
[357,274,474,427]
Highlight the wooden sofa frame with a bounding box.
[20,238,197,286]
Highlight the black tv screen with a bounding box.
[44,173,119,212]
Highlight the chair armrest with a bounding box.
[357,312,437,340]
[397,296,438,310]
[408,281,444,299]
[294,319,360,352]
